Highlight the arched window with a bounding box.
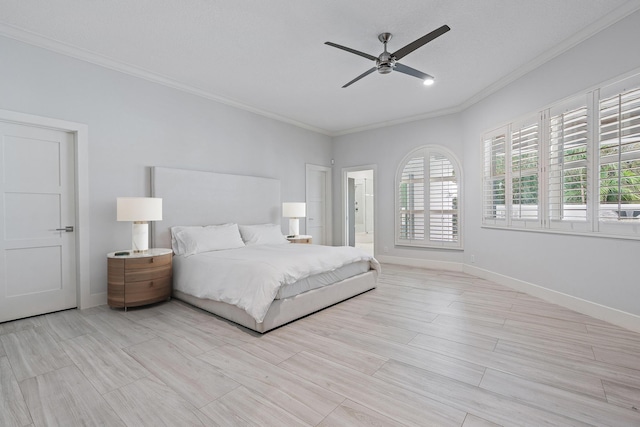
[395,145,462,248]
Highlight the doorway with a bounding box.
[305,164,332,245]
[0,121,77,322]
[0,109,90,321]
[343,166,376,256]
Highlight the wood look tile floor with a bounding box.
[2,264,640,426]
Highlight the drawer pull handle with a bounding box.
[149,281,154,287]
[150,258,154,263]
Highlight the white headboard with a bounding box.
[151,167,281,249]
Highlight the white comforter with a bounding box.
[173,244,380,323]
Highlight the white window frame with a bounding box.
[546,94,593,233]
[482,127,509,227]
[395,145,463,250]
[482,71,640,240]
[597,78,640,237]
[510,116,542,229]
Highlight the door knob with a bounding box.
[55,226,74,232]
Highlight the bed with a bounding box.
[151,166,378,333]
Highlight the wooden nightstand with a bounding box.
[107,248,172,310]
[287,235,312,244]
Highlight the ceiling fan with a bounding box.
[325,25,450,88]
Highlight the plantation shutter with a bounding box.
[548,103,589,227]
[429,153,458,242]
[396,146,461,248]
[511,120,539,222]
[598,87,640,223]
[480,73,640,238]
[398,155,425,242]
[483,128,507,224]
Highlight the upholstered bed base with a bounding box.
[173,270,378,333]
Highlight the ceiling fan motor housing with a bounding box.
[376,33,395,74]
[376,51,396,74]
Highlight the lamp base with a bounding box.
[132,221,149,253]
[288,218,300,237]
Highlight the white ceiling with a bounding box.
[1,0,638,135]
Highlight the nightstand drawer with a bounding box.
[125,253,172,269]
[124,276,172,307]
[125,264,172,282]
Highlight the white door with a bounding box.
[306,164,331,245]
[0,121,76,322]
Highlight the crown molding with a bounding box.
[330,104,464,137]
[458,0,640,112]
[334,0,640,136]
[0,22,332,137]
[1,0,639,138]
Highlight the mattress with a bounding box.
[172,243,380,323]
[274,260,370,299]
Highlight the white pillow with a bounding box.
[170,225,191,255]
[171,223,245,256]
[239,224,288,245]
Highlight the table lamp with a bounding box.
[282,202,306,236]
[117,197,162,252]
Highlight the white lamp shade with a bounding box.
[117,197,163,221]
[282,202,306,218]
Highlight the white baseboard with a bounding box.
[376,255,463,272]
[463,264,640,334]
[81,291,107,310]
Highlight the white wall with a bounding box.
[333,10,640,321]
[462,9,640,318]
[0,36,333,301]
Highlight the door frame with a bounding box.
[342,164,377,253]
[305,163,332,246]
[0,109,93,309]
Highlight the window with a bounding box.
[482,72,640,239]
[548,103,589,225]
[396,145,462,248]
[547,97,591,232]
[482,118,540,229]
[598,86,640,230]
[511,118,540,224]
[483,129,507,224]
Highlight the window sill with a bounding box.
[395,241,464,251]
[481,224,640,241]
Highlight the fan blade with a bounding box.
[392,25,450,61]
[395,63,434,81]
[342,67,376,88]
[325,42,378,61]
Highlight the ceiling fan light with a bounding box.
[423,77,435,86]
